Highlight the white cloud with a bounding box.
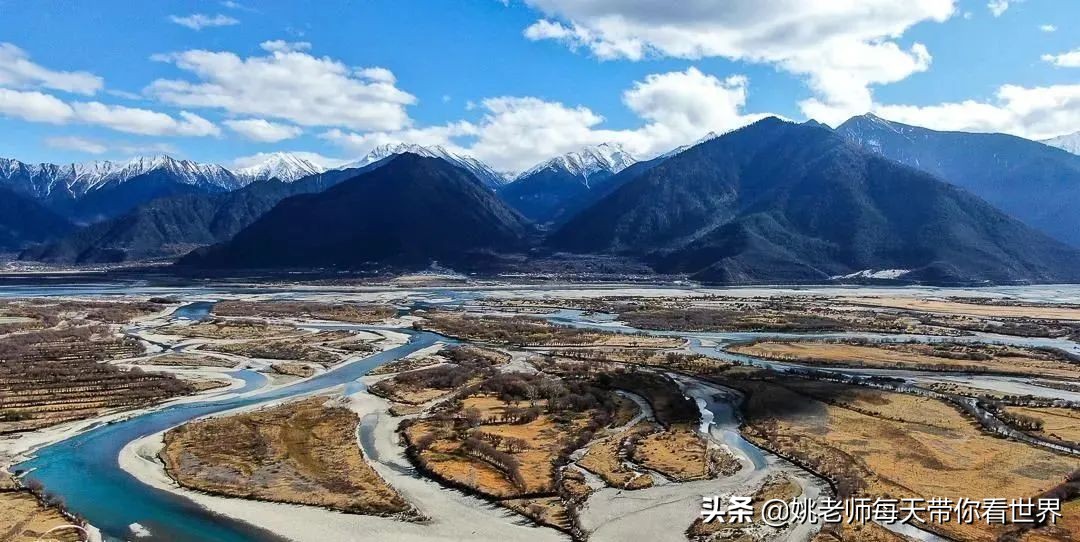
[323,67,770,173]
[169,13,240,30]
[258,40,311,53]
[796,41,933,125]
[521,0,954,123]
[0,43,103,95]
[221,1,256,12]
[146,44,416,132]
[223,118,303,142]
[0,86,221,137]
[320,121,478,154]
[71,102,220,136]
[873,83,1080,140]
[1043,48,1080,68]
[231,151,347,170]
[987,0,1011,17]
[1039,24,1057,32]
[616,68,768,156]
[0,88,74,123]
[44,136,107,154]
[356,67,396,84]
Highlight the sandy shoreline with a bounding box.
[118,386,568,542]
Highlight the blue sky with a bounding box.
[0,0,1077,172]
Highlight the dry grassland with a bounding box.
[161,397,411,517]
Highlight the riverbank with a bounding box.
[119,386,569,542]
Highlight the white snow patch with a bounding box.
[831,269,911,280]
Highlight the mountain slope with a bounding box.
[0,186,74,251]
[1042,131,1080,155]
[836,114,1080,247]
[499,144,638,225]
[550,117,1080,284]
[180,154,531,269]
[0,155,246,222]
[233,152,326,183]
[20,160,388,264]
[340,143,508,189]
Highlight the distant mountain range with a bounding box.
[499,143,638,225]
[9,116,1080,285]
[836,113,1080,247]
[550,117,1080,284]
[0,145,507,226]
[20,158,391,264]
[180,154,530,269]
[0,155,244,222]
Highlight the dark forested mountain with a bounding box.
[549,117,1080,284]
[0,186,74,252]
[180,154,531,269]
[836,113,1080,247]
[19,161,388,264]
[500,144,637,225]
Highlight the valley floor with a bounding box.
[1,281,1079,542]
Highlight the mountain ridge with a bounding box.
[180,153,532,269]
[340,143,508,189]
[549,117,1080,284]
[498,143,647,225]
[836,113,1080,247]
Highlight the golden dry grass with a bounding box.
[161,397,411,517]
[203,339,341,366]
[407,411,572,497]
[421,311,682,348]
[0,490,82,542]
[134,353,236,368]
[730,341,1080,379]
[368,355,443,376]
[1006,406,1080,445]
[212,301,395,323]
[633,427,711,481]
[502,496,572,530]
[843,297,1080,321]
[158,319,300,340]
[269,362,316,378]
[578,427,655,490]
[733,377,1079,542]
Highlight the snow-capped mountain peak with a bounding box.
[1042,131,1080,155]
[340,143,508,189]
[233,152,326,183]
[518,143,638,183]
[0,154,246,200]
[75,154,242,191]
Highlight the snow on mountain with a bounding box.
[656,132,723,161]
[233,152,326,183]
[339,143,508,189]
[0,154,245,199]
[1042,131,1080,155]
[516,143,637,185]
[830,269,911,280]
[92,155,241,191]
